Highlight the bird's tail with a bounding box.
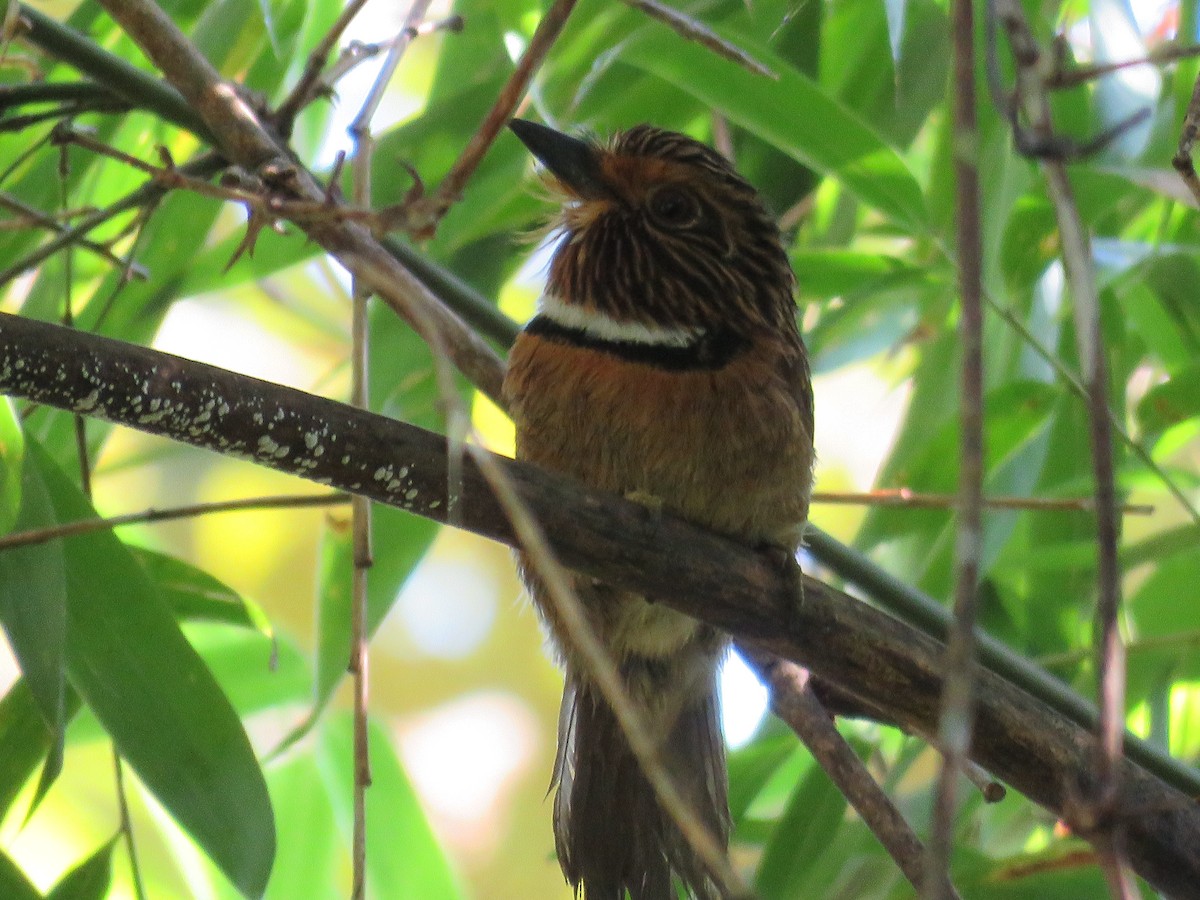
[551,670,729,900]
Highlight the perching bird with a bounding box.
[504,119,814,900]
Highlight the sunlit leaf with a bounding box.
[0,850,41,900]
[46,838,117,900]
[0,442,67,764]
[263,754,338,900]
[29,443,275,899]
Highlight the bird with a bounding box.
[504,119,814,900]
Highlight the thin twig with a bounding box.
[343,10,401,881]
[1173,70,1200,205]
[59,137,142,896]
[0,192,146,277]
[112,751,148,900]
[347,0,435,148]
[274,0,373,135]
[811,489,1153,515]
[348,271,372,900]
[468,444,751,900]
[925,0,985,892]
[0,153,224,289]
[622,0,775,78]
[1052,42,1200,90]
[993,0,1133,893]
[409,0,579,237]
[742,648,958,898]
[0,493,349,551]
[92,0,506,403]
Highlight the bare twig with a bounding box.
[274,0,373,134]
[0,153,224,289]
[342,13,403,883]
[347,0,435,147]
[57,137,143,896]
[0,192,147,277]
[348,273,372,900]
[811,489,1153,515]
[993,0,1132,893]
[468,444,751,900]
[1052,42,1200,90]
[622,0,775,79]
[92,0,506,404]
[925,0,985,894]
[0,493,350,551]
[1173,70,1200,205]
[408,0,579,237]
[742,649,958,898]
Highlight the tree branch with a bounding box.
[1,312,1199,898]
[81,0,505,404]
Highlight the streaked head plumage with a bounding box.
[511,120,797,337]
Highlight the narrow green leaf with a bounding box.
[0,679,81,822]
[29,443,275,899]
[46,838,117,900]
[727,732,797,825]
[0,445,67,761]
[952,844,1121,898]
[754,752,851,898]
[618,27,927,230]
[0,850,41,900]
[1137,363,1200,435]
[0,399,22,534]
[318,714,462,899]
[254,0,279,57]
[130,546,270,631]
[264,755,338,900]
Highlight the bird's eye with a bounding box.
[648,186,701,228]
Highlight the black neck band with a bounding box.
[524,315,748,371]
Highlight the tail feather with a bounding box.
[551,676,729,900]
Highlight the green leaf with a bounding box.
[190,624,311,719]
[754,748,851,898]
[1137,363,1200,435]
[952,844,1124,898]
[618,27,927,231]
[0,850,41,900]
[264,754,338,900]
[727,731,797,825]
[0,399,21,535]
[318,715,462,900]
[28,443,275,899]
[0,442,67,758]
[46,838,117,900]
[130,546,270,631]
[0,679,81,822]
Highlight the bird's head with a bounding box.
[509,120,796,340]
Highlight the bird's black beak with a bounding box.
[509,119,607,197]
